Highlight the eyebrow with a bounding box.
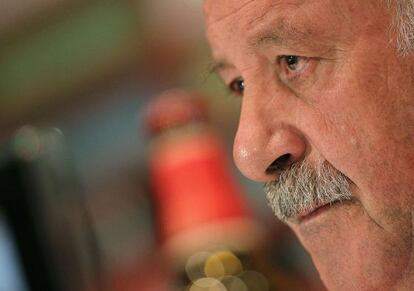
[249,24,315,49]
[207,61,232,75]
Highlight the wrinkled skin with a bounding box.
[204,0,414,290]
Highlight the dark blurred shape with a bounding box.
[0,126,102,291]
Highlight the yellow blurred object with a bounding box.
[204,251,243,279]
[189,278,226,291]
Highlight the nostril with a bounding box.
[266,154,292,174]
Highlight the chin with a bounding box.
[314,255,408,291]
[290,202,413,290]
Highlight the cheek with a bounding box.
[300,55,390,173]
[307,90,386,187]
[296,97,363,178]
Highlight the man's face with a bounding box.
[204,0,414,290]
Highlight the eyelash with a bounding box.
[227,55,311,96]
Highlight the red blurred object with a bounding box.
[146,90,262,265]
[151,131,250,241]
[145,89,208,135]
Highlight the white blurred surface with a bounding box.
[0,214,28,291]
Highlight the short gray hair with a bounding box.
[387,0,414,54]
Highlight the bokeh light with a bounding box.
[185,251,211,283]
[204,251,243,278]
[189,278,226,291]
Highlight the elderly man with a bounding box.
[203,0,414,290]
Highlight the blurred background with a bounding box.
[0,1,325,290]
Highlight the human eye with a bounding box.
[228,77,245,96]
[278,55,312,79]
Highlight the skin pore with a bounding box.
[204,0,414,290]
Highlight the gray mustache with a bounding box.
[264,160,353,223]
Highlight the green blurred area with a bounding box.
[0,0,139,123]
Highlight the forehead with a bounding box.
[204,0,304,24]
[203,0,377,27]
[204,0,332,54]
[204,0,386,59]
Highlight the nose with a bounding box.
[233,91,307,183]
